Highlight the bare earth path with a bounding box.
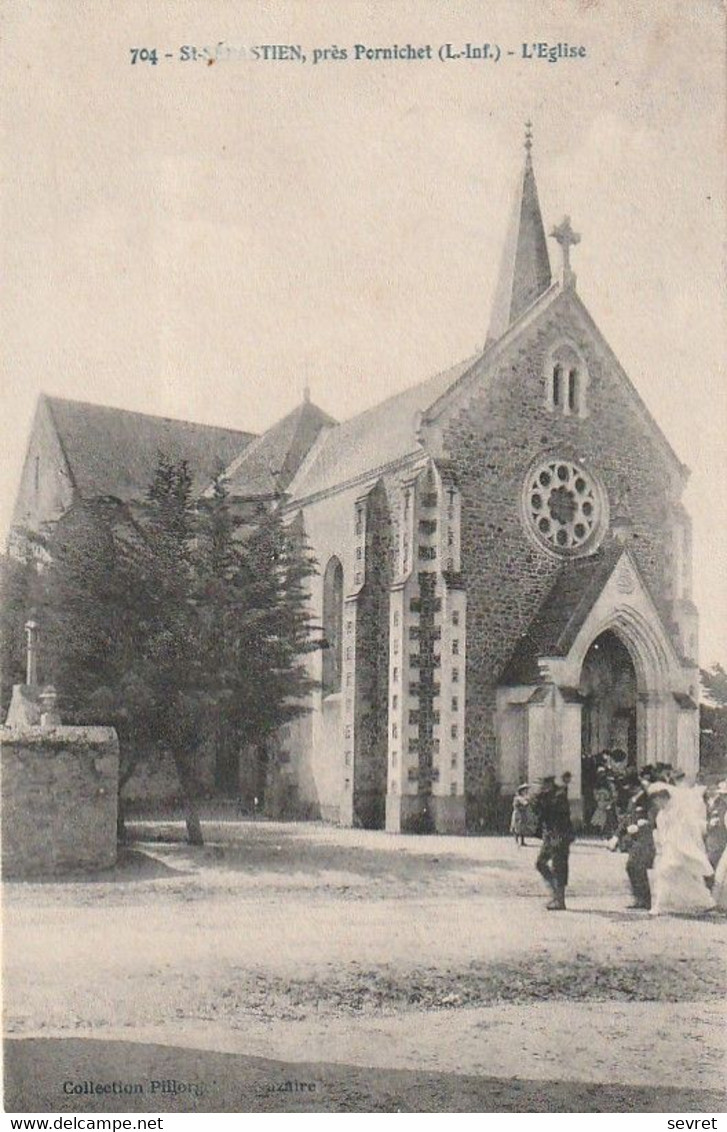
[3,821,726,1112]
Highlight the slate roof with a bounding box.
[287,355,480,502]
[500,545,624,685]
[45,395,255,501]
[220,398,336,497]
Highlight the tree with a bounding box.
[31,455,319,845]
[193,477,318,764]
[700,663,727,777]
[0,551,41,712]
[122,455,208,844]
[701,664,727,708]
[38,498,162,838]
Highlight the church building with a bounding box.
[10,131,700,832]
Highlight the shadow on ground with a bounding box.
[569,908,727,926]
[125,822,513,883]
[5,849,188,886]
[5,1038,724,1113]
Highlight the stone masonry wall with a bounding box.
[1,726,119,877]
[352,480,393,828]
[439,297,683,821]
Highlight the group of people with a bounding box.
[510,765,727,915]
[583,747,638,836]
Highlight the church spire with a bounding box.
[487,123,553,342]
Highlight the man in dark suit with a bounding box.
[533,775,575,910]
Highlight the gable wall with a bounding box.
[438,299,685,801]
[11,400,75,541]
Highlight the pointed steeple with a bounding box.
[487,123,553,342]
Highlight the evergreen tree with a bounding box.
[23,455,319,846]
[192,477,318,790]
[38,499,160,838]
[128,456,207,844]
[700,663,727,776]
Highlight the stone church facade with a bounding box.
[9,135,700,831]
[279,137,700,833]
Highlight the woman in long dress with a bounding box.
[510,784,531,846]
[590,768,617,836]
[648,783,715,915]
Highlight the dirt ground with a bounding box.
[3,820,726,1113]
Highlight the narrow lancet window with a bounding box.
[568,368,578,412]
[322,556,344,695]
[552,364,562,408]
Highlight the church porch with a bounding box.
[496,548,699,825]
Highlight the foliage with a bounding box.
[700,663,727,708]
[0,552,40,712]
[700,663,727,775]
[7,456,318,843]
[195,482,318,740]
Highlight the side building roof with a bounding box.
[45,395,256,501]
[218,397,336,498]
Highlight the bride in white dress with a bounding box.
[648,783,715,916]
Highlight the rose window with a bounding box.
[525,459,602,554]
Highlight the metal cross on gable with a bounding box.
[550,215,581,286]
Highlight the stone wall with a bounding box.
[351,480,393,828]
[1,726,119,877]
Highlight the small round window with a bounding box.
[524,458,605,555]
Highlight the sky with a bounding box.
[1,0,725,664]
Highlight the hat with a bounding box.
[672,769,686,782]
[517,783,529,792]
[540,775,556,785]
[716,781,727,794]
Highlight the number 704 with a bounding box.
[130,48,158,64]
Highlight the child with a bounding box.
[510,784,530,846]
[623,807,656,910]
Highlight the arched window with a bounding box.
[545,341,589,417]
[322,556,344,695]
[552,364,562,409]
[568,368,578,412]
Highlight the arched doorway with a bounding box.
[580,629,638,823]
